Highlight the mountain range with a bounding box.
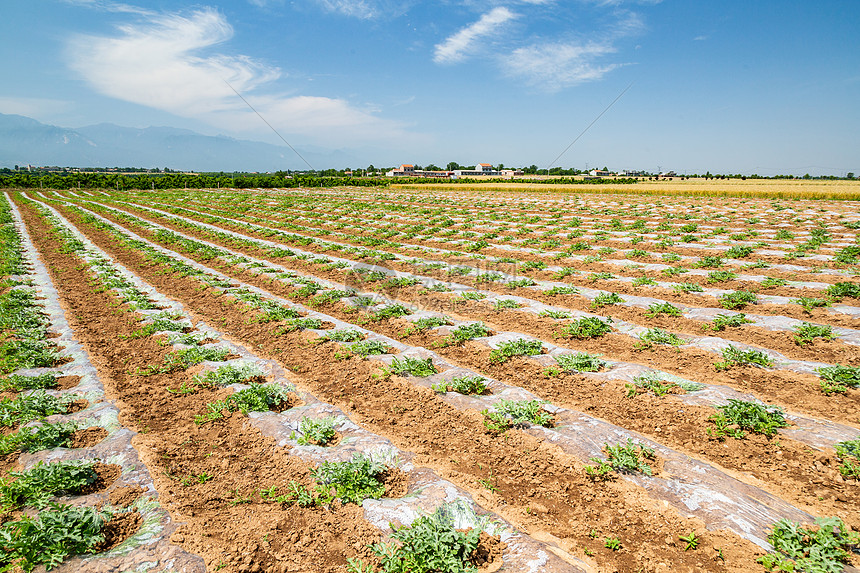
[0,113,359,172]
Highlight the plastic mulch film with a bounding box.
[6,193,206,573]
[24,194,586,572]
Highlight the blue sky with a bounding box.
[1,0,858,175]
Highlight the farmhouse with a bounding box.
[386,162,505,178]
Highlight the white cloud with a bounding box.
[503,41,623,91]
[434,7,517,64]
[66,7,411,144]
[308,0,411,19]
[315,0,374,18]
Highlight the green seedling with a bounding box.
[312,454,388,505]
[489,338,543,364]
[324,329,364,343]
[661,266,689,277]
[584,458,615,480]
[704,313,753,331]
[706,270,737,284]
[588,272,614,283]
[719,290,757,309]
[596,439,656,476]
[555,352,605,373]
[825,282,860,301]
[604,537,622,551]
[629,373,690,397]
[505,278,536,289]
[370,501,487,573]
[545,285,579,296]
[672,282,704,293]
[539,309,571,319]
[759,277,787,289]
[457,291,487,302]
[492,299,522,311]
[792,322,835,346]
[293,416,338,447]
[816,364,860,394]
[0,503,112,572]
[631,277,657,287]
[520,260,546,271]
[791,296,831,314]
[714,345,774,370]
[834,438,860,479]
[482,399,553,433]
[708,399,788,440]
[411,316,451,331]
[758,517,859,572]
[0,373,59,392]
[0,421,79,456]
[195,384,293,425]
[369,304,412,322]
[192,363,265,388]
[276,317,323,334]
[347,340,390,357]
[693,256,724,269]
[725,245,754,259]
[449,322,491,343]
[638,328,686,347]
[0,460,99,511]
[679,531,699,551]
[146,346,230,375]
[388,356,437,377]
[432,376,489,395]
[561,317,612,339]
[644,302,682,317]
[590,292,624,308]
[0,391,73,427]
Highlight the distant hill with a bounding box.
[0,113,358,171]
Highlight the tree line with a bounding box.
[0,172,385,190]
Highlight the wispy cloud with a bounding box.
[309,0,411,19]
[504,42,623,91]
[434,3,645,90]
[66,6,411,144]
[434,7,517,64]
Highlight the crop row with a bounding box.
[17,193,587,572]
[84,190,860,334]
[1,193,208,572]
[155,187,860,267]
[23,191,860,568]
[60,193,860,412]
[101,188,860,285]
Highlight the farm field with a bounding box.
[1,183,859,573]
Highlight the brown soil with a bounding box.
[70,426,109,448]
[470,530,506,572]
[23,195,775,571]
[93,510,143,552]
[57,375,82,390]
[108,485,145,507]
[142,196,858,287]
[14,198,389,572]
[52,197,860,525]
[81,462,122,495]
[65,398,90,413]
[379,466,409,498]
[95,198,860,362]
